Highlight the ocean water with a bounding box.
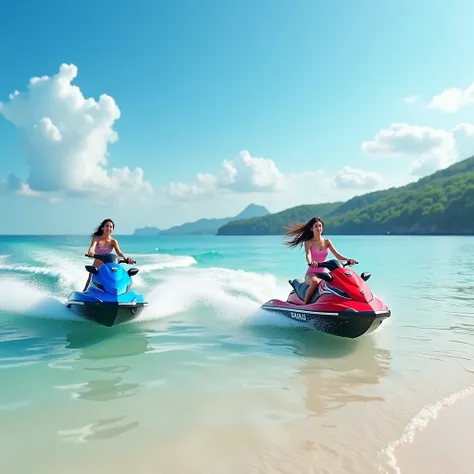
[0,234,473,474]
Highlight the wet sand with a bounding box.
[394,388,474,474]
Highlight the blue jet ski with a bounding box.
[66,253,148,327]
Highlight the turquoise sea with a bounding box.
[0,234,473,474]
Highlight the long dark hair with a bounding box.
[284,216,324,248]
[91,219,115,238]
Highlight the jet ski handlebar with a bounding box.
[308,258,358,271]
[84,254,136,264]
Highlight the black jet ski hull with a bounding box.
[261,302,390,339]
[66,300,148,327]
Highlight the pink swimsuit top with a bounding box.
[306,245,329,274]
[95,243,113,255]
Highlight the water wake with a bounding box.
[0,278,80,322]
[139,266,297,327]
[0,251,197,292]
[0,250,296,328]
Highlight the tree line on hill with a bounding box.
[216,155,474,236]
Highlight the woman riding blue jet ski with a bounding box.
[83,219,135,291]
[66,218,147,327]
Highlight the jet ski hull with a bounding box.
[261,299,390,339]
[66,298,148,327]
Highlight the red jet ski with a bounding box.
[261,259,391,339]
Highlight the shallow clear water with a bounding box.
[0,234,472,473]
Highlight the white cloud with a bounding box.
[148,161,397,230]
[164,150,385,203]
[334,166,384,189]
[361,122,474,176]
[164,150,285,200]
[163,153,385,223]
[0,63,153,200]
[403,95,418,104]
[454,123,474,134]
[249,167,389,219]
[361,122,455,158]
[452,122,474,160]
[0,174,39,196]
[427,83,474,113]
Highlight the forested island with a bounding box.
[217,155,474,236]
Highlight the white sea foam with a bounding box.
[0,250,296,328]
[138,266,299,328]
[379,385,474,473]
[0,277,80,322]
[0,250,198,293]
[138,254,197,274]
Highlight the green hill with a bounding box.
[216,202,343,235]
[216,155,474,236]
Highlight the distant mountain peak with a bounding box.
[235,203,271,219]
[133,203,271,236]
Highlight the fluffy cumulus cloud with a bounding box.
[0,63,152,200]
[333,166,383,189]
[427,83,474,113]
[361,122,455,157]
[361,122,474,176]
[164,149,384,202]
[165,150,285,200]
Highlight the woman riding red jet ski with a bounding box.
[261,217,391,339]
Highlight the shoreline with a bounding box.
[392,387,474,474]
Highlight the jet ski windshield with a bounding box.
[95,253,120,264]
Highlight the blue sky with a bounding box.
[1,0,474,234]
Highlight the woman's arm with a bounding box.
[87,238,97,256]
[112,239,126,258]
[112,239,133,262]
[326,239,351,261]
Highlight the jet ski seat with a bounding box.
[290,279,309,301]
[289,279,320,304]
[289,271,333,304]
